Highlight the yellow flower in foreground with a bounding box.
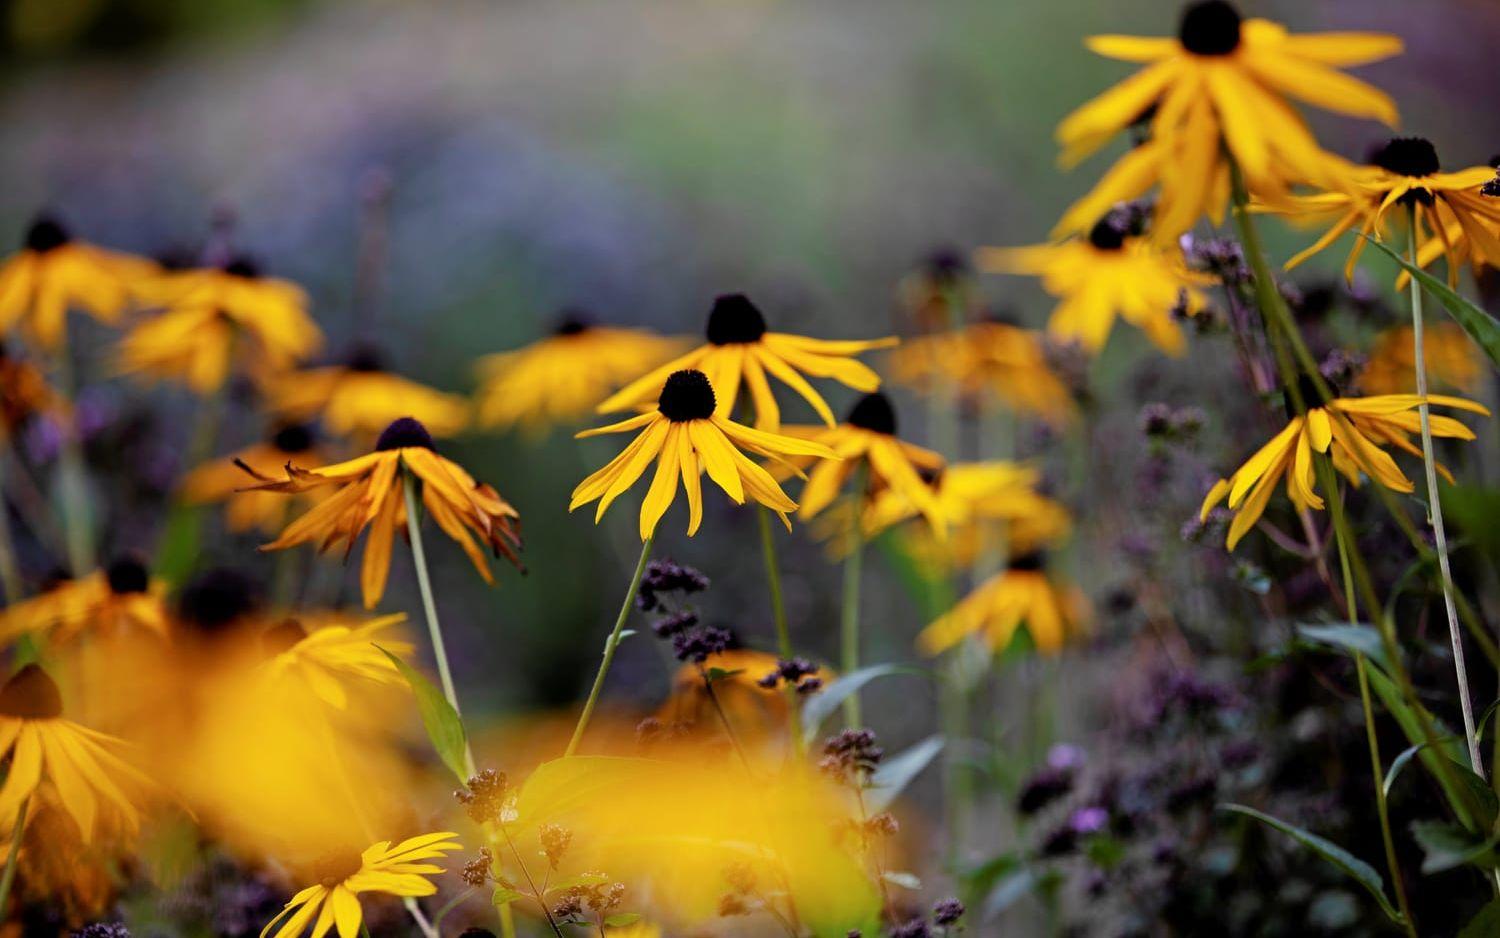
[598,293,896,431]
[0,665,154,842]
[1058,1,1400,238]
[978,222,1211,356]
[888,321,1076,425]
[572,369,836,540]
[257,613,413,710]
[475,314,689,434]
[181,424,325,534]
[918,555,1089,655]
[242,417,522,609]
[269,346,470,440]
[1360,323,1484,397]
[0,560,170,646]
[0,215,156,350]
[260,832,462,938]
[1200,392,1489,550]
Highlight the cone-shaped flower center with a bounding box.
[1179,0,1241,56]
[1087,219,1126,251]
[1372,137,1441,178]
[553,311,591,336]
[178,568,261,633]
[376,416,436,451]
[924,247,968,283]
[271,423,315,453]
[312,850,366,887]
[223,256,260,278]
[0,664,63,719]
[261,618,309,655]
[346,344,388,373]
[1009,551,1046,572]
[846,392,897,435]
[25,216,70,253]
[658,370,717,422]
[705,294,768,345]
[105,557,150,595]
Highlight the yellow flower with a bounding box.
[0,560,170,646]
[259,832,463,938]
[887,321,1076,425]
[180,423,326,534]
[0,664,155,842]
[1200,392,1489,549]
[256,613,413,710]
[0,343,67,441]
[1058,0,1401,239]
[1360,323,1484,397]
[896,249,976,333]
[475,314,689,435]
[598,294,896,432]
[572,369,836,540]
[269,346,470,441]
[1268,138,1500,283]
[918,555,1089,656]
[0,788,120,923]
[0,215,156,351]
[978,222,1212,356]
[872,461,1070,544]
[117,258,323,393]
[242,417,522,609]
[655,649,810,746]
[775,392,946,536]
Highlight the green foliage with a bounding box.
[1364,237,1500,369]
[376,645,469,784]
[866,735,944,813]
[800,665,925,745]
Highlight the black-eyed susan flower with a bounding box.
[775,392,947,536]
[256,613,412,710]
[474,313,689,435]
[0,664,155,841]
[887,321,1077,426]
[597,294,897,432]
[917,554,1088,655]
[0,215,156,351]
[870,461,1070,548]
[0,787,120,922]
[1268,138,1500,283]
[978,220,1212,356]
[896,248,976,333]
[180,423,325,534]
[1058,0,1401,239]
[269,346,470,441]
[1200,391,1490,549]
[259,832,462,938]
[571,369,837,540]
[116,257,322,393]
[241,417,522,609]
[1360,323,1484,397]
[0,559,169,646]
[0,342,66,441]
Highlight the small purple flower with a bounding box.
[1069,806,1109,835]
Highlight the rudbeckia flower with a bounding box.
[269,346,470,441]
[0,342,66,441]
[474,313,690,435]
[873,461,1070,546]
[0,664,155,842]
[0,559,169,646]
[1267,138,1500,283]
[180,423,325,534]
[0,215,156,351]
[598,294,897,432]
[978,220,1212,356]
[259,832,462,938]
[242,417,522,609]
[256,613,412,710]
[1200,392,1490,549]
[896,248,976,333]
[887,321,1076,426]
[917,554,1088,655]
[1360,323,1483,397]
[1058,0,1401,239]
[571,369,837,540]
[0,788,120,922]
[775,392,947,536]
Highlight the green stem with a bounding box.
[0,796,28,916]
[566,534,653,757]
[840,470,867,728]
[756,506,805,756]
[0,457,22,604]
[52,344,94,575]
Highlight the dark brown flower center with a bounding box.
[553,311,592,336]
[846,392,897,436]
[345,343,388,373]
[1371,137,1440,178]
[223,256,261,278]
[311,850,366,887]
[1087,219,1126,251]
[105,557,150,595]
[705,294,767,346]
[1009,551,1046,572]
[376,416,435,451]
[261,618,309,655]
[24,216,70,253]
[271,423,315,454]
[658,370,717,422]
[1179,0,1241,56]
[178,568,261,634]
[0,665,63,719]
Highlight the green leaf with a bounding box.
[604,912,642,927]
[546,871,611,893]
[1363,236,1500,369]
[1443,484,1500,576]
[866,735,944,814]
[1383,739,1457,798]
[1219,804,1404,924]
[704,667,744,684]
[376,645,469,784]
[1294,623,1393,676]
[605,629,636,654]
[1459,898,1500,938]
[153,502,204,586]
[1364,666,1479,829]
[492,886,524,907]
[1412,820,1500,874]
[800,665,925,745]
[881,870,922,890]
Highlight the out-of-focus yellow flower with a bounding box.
[1200,392,1489,550]
[242,417,522,609]
[572,370,835,540]
[978,222,1212,356]
[256,612,412,710]
[180,423,325,534]
[888,321,1076,426]
[1360,323,1484,397]
[0,789,120,926]
[0,343,66,441]
[1057,1,1401,239]
[655,649,805,747]
[268,346,470,441]
[598,294,896,432]
[0,560,169,647]
[0,665,155,842]
[0,215,156,351]
[117,258,322,393]
[474,315,689,435]
[918,555,1089,655]
[896,249,976,333]
[260,832,462,938]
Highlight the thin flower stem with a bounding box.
[756,506,805,757]
[1406,203,1483,775]
[499,823,567,937]
[401,471,478,778]
[0,459,22,604]
[52,343,94,575]
[566,534,653,757]
[0,796,28,913]
[401,898,440,938]
[840,467,868,728]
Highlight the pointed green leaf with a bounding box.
[866,735,944,814]
[1295,623,1393,676]
[1363,236,1500,368]
[376,644,469,783]
[1412,820,1500,873]
[492,886,524,907]
[801,665,925,745]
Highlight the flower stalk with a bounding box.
[0,796,28,913]
[566,535,654,757]
[840,467,868,728]
[756,506,805,755]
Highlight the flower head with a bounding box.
[180,423,325,533]
[597,294,896,431]
[571,369,837,540]
[256,612,413,710]
[1360,323,1483,396]
[917,554,1089,655]
[268,345,470,441]
[0,559,170,646]
[888,320,1076,425]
